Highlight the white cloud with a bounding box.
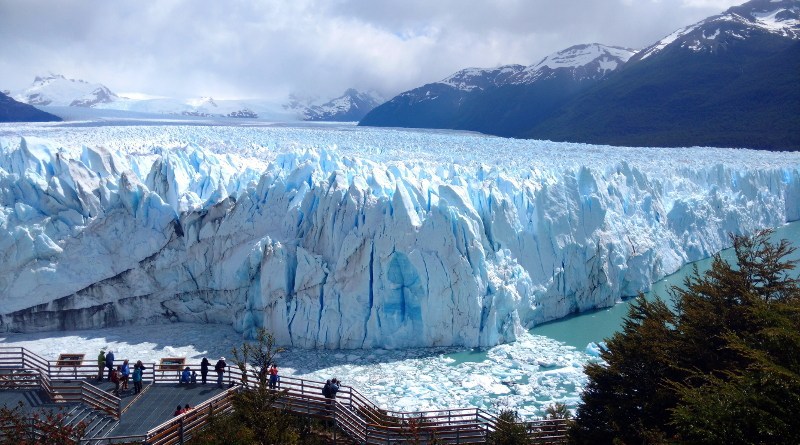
[0,0,747,101]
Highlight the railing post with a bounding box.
[29,416,36,443]
[179,417,184,445]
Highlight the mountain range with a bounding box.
[360,0,800,151]
[7,73,382,122]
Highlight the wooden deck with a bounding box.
[0,347,568,444]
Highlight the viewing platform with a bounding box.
[0,347,567,444]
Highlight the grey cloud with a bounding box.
[0,0,745,101]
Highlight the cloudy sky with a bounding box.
[1,0,745,101]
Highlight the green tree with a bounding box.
[489,409,529,445]
[571,230,800,444]
[544,402,571,420]
[190,328,300,445]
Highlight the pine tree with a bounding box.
[571,230,800,444]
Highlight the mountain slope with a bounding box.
[359,44,634,134]
[0,92,61,122]
[13,73,118,107]
[527,0,800,150]
[303,89,384,121]
[359,65,525,129]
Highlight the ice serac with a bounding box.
[0,128,799,349]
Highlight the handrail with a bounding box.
[145,386,236,438]
[0,346,568,444]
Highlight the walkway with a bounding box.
[0,347,568,444]
[113,383,226,436]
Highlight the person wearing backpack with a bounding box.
[322,379,333,412]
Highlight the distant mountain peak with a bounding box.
[636,0,799,60]
[292,89,384,122]
[14,73,118,107]
[438,65,526,92]
[512,43,636,83]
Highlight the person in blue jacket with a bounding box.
[120,359,131,391]
[180,366,192,384]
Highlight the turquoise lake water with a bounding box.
[530,221,800,349]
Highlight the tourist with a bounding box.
[322,379,333,411]
[132,362,143,394]
[110,366,121,396]
[180,366,191,384]
[269,363,279,389]
[330,378,340,400]
[173,405,183,416]
[120,359,130,391]
[97,349,106,382]
[191,369,197,384]
[184,403,192,413]
[200,357,210,384]
[215,357,227,388]
[105,350,115,380]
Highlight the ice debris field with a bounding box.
[0,121,799,418]
[0,322,589,419]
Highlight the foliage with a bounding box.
[0,402,87,445]
[489,409,529,445]
[190,328,347,445]
[571,230,800,444]
[400,413,443,445]
[544,402,571,420]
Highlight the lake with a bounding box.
[531,220,800,349]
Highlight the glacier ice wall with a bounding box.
[1,125,799,348]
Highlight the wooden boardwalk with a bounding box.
[0,347,568,444]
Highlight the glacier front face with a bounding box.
[0,124,798,348]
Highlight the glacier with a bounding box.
[0,123,799,349]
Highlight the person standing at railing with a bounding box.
[121,359,131,392]
[180,366,192,384]
[105,350,115,380]
[269,363,279,389]
[214,357,227,389]
[200,357,210,384]
[110,366,121,396]
[132,362,144,394]
[97,349,106,382]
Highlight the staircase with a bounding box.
[61,404,118,441]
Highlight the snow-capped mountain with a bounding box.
[13,73,118,107]
[362,0,799,150]
[635,0,799,61]
[286,89,385,122]
[437,65,525,92]
[526,0,800,150]
[359,43,632,135]
[0,92,61,122]
[94,96,266,119]
[0,124,798,348]
[512,44,636,83]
